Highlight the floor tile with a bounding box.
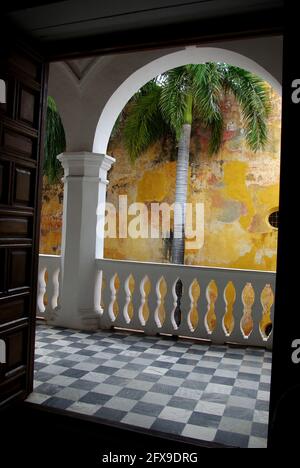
[104,396,137,412]
[80,392,111,405]
[188,411,221,428]
[219,416,252,435]
[151,418,186,435]
[94,407,128,421]
[182,424,217,441]
[31,324,272,449]
[168,396,197,411]
[223,405,254,421]
[214,430,249,448]
[159,406,192,423]
[131,401,164,417]
[122,412,156,428]
[117,387,146,400]
[194,401,226,416]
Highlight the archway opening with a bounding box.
[34,44,282,450]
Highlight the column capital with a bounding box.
[57,151,115,177]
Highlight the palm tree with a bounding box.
[44,96,66,184]
[120,63,271,264]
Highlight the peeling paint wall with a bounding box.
[40,84,281,272]
[39,179,63,255]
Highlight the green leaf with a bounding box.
[223,65,271,151]
[44,96,66,183]
[159,66,192,139]
[123,82,171,162]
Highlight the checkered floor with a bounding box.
[27,324,272,448]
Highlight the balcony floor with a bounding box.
[28,323,272,448]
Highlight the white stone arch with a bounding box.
[93,46,282,154]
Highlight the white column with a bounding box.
[48,152,114,330]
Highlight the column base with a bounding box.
[45,306,101,331]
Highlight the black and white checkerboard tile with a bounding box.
[28,324,272,448]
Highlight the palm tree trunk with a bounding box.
[171,123,191,264]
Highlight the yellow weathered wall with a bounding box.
[39,179,63,255]
[40,85,281,271]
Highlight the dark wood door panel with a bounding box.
[8,248,31,292]
[1,124,37,160]
[0,322,29,395]
[0,216,31,239]
[0,40,48,406]
[0,374,26,406]
[17,85,40,129]
[0,160,10,204]
[0,248,6,293]
[2,325,28,374]
[13,165,35,208]
[0,246,32,295]
[0,294,30,325]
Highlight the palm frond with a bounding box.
[123,82,170,162]
[44,96,66,183]
[111,80,160,140]
[159,66,191,139]
[224,65,271,151]
[209,112,224,155]
[110,108,127,140]
[190,63,224,125]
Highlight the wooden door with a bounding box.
[0,41,48,406]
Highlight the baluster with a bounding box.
[44,263,60,321]
[123,273,135,325]
[157,270,178,335]
[164,277,182,335]
[49,265,59,310]
[99,270,115,329]
[94,269,103,314]
[108,273,119,323]
[211,277,228,345]
[138,275,151,327]
[113,270,129,328]
[37,266,46,316]
[154,276,167,329]
[177,277,200,338]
